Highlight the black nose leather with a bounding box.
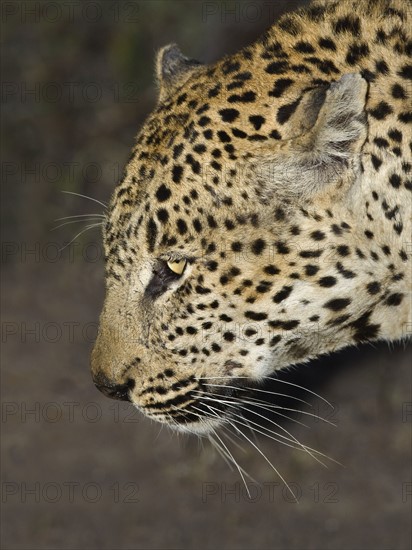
[95,380,134,401]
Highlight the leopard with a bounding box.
[91,0,411,436]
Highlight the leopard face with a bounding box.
[91,0,411,434]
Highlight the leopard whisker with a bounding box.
[55,214,106,221]
[200,405,254,494]
[51,218,105,231]
[205,405,298,503]
[194,389,322,428]
[197,393,312,451]
[196,393,338,464]
[58,223,102,252]
[193,388,310,428]
[204,382,312,407]
[62,190,108,209]
[208,433,236,472]
[226,403,328,468]
[198,375,334,409]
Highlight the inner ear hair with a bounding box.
[249,73,368,199]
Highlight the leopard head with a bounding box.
[91,43,371,434]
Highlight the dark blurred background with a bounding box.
[1,1,411,548]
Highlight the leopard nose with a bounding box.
[93,373,135,402]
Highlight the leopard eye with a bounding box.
[166,259,187,276]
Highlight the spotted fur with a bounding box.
[91,0,411,433]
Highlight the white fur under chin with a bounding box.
[171,416,224,435]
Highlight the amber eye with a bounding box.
[166,259,187,276]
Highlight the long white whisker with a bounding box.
[221,413,298,503]
[196,391,335,427]
[228,403,327,467]
[197,375,334,409]
[51,218,104,231]
[248,380,334,411]
[58,223,102,252]
[201,407,252,496]
[189,405,247,460]
[203,382,311,407]
[202,399,306,452]
[196,394,338,464]
[55,214,106,221]
[208,434,236,472]
[193,389,310,428]
[218,425,249,454]
[62,190,107,209]
[200,405,259,485]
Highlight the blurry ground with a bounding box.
[1,1,411,549]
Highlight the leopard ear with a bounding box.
[156,44,202,102]
[248,73,368,199]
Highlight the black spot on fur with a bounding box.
[294,41,315,54]
[208,84,221,98]
[264,265,281,275]
[217,130,232,143]
[385,293,404,306]
[334,15,361,37]
[156,184,171,202]
[278,16,301,36]
[245,311,267,321]
[249,115,265,130]
[374,137,389,148]
[219,108,239,122]
[398,111,412,124]
[172,165,183,183]
[299,250,322,258]
[270,335,282,347]
[392,84,407,99]
[346,42,369,65]
[318,276,337,287]
[388,129,402,142]
[336,262,356,279]
[398,65,412,80]
[273,285,293,303]
[371,155,382,171]
[323,298,351,311]
[305,265,319,276]
[251,239,266,255]
[389,174,401,189]
[228,91,256,103]
[304,56,339,74]
[232,128,247,139]
[270,129,282,140]
[351,311,380,342]
[177,219,188,235]
[337,245,350,256]
[277,97,302,124]
[146,218,157,253]
[367,281,381,295]
[265,60,289,74]
[268,78,294,98]
[319,37,337,51]
[375,59,389,74]
[369,102,393,120]
[222,60,241,74]
[156,209,169,224]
